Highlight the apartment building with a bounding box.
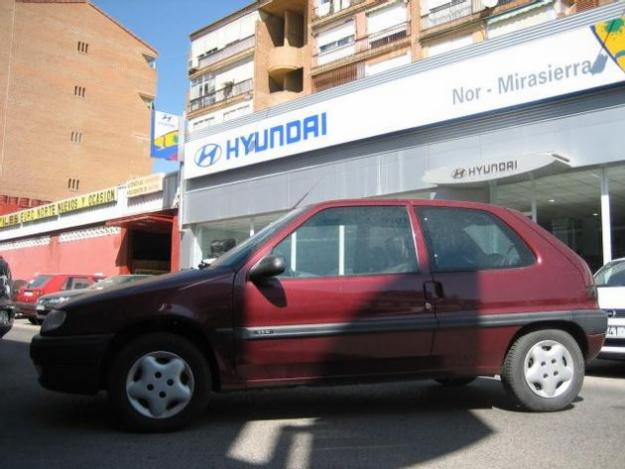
[187,0,611,130]
[187,0,310,132]
[0,0,157,211]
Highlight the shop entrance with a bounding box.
[107,214,174,274]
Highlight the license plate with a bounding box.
[36,305,45,311]
[607,326,625,338]
[24,291,33,297]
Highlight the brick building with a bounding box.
[186,0,612,132]
[0,0,157,213]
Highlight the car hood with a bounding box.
[49,266,236,336]
[39,289,88,302]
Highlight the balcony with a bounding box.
[191,35,255,73]
[313,62,365,91]
[421,0,521,31]
[314,22,410,68]
[268,45,304,75]
[421,0,472,30]
[312,0,367,20]
[188,78,253,113]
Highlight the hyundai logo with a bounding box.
[451,168,466,179]
[195,143,222,168]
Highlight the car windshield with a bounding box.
[594,260,625,287]
[88,276,141,290]
[210,208,306,269]
[28,275,52,288]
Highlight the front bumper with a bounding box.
[30,333,113,394]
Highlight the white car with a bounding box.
[595,258,625,359]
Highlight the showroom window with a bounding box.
[417,207,535,272]
[272,206,418,278]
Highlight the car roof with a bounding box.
[310,198,506,212]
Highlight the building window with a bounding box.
[77,41,89,54]
[74,85,86,97]
[70,131,83,143]
[67,178,80,191]
[143,54,156,69]
[319,35,354,53]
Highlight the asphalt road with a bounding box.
[2,320,624,469]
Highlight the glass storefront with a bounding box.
[195,211,285,263]
[496,167,620,272]
[189,165,624,273]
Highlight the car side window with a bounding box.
[272,206,418,278]
[416,207,534,272]
[61,278,73,291]
[72,277,92,289]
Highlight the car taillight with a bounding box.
[32,289,43,297]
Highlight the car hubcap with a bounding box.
[524,340,574,399]
[126,351,195,419]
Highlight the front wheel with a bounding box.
[501,329,584,412]
[108,333,211,432]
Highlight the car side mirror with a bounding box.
[249,255,286,282]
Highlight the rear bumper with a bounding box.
[598,317,625,360]
[30,333,113,394]
[13,302,37,319]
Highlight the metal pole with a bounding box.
[600,167,612,265]
[531,175,537,223]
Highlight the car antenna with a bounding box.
[291,177,322,210]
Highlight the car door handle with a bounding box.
[423,280,444,300]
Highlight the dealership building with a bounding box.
[181,3,625,272]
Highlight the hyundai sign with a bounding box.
[185,16,625,180]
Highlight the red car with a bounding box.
[15,273,102,324]
[31,200,606,432]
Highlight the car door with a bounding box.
[413,204,540,374]
[234,203,436,385]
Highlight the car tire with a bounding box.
[501,329,584,412]
[28,318,39,325]
[108,332,211,432]
[435,377,476,387]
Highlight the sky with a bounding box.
[93,0,251,173]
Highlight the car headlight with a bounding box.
[41,309,67,333]
[47,296,71,305]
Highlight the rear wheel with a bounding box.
[108,333,211,432]
[501,329,584,412]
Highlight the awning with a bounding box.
[106,213,174,233]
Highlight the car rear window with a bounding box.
[595,261,625,287]
[28,275,52,288]
[416,207,535,272]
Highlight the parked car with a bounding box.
[594,258,625,359]
[31,199,606,432]
[0,298,14,339]
[15,274,103,324]
[35,275,152,322]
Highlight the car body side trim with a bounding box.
[235,310,607,340]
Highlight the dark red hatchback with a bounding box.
[30,200,607,432]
